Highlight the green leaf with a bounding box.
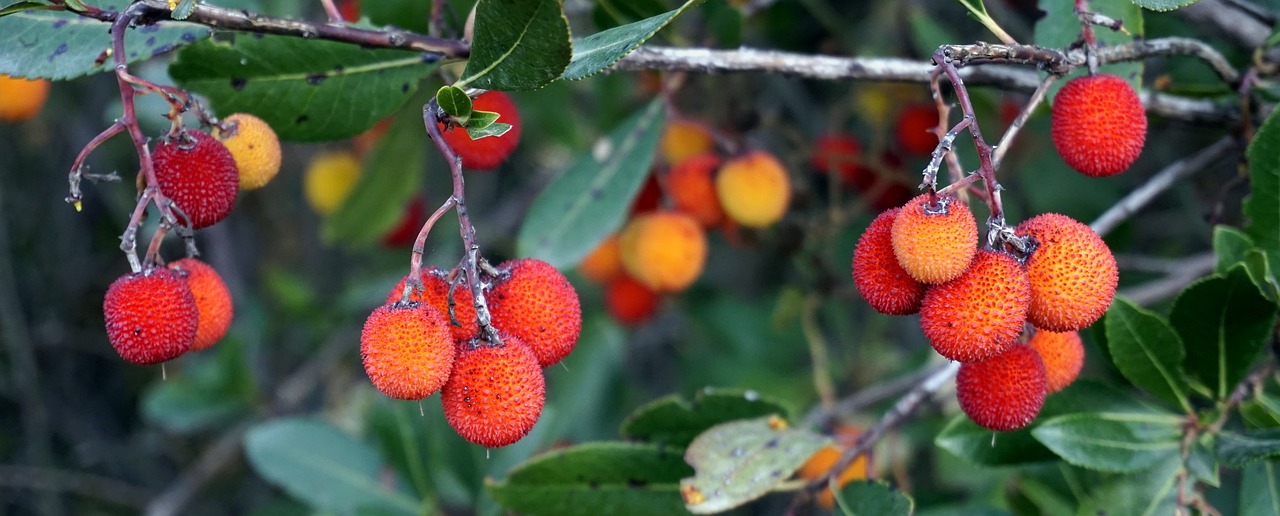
[435,85,473,124]
[141,378,246,433]
[169,35,435,141]
[322,103,425,246]
[516,99,665,268]
[1243,249,1280,302]
[1035,0,1144,98]
[458,0,571,91]
[591,0,667,30]
[562,0,702,81]
[834,480,912,516]
[366,398,435,499]
[1219,428,1280,467]
[1130,0,1200,11]
[1171,266,1277,399]
[244,418,419,514]
[681,416,830,514]
[1248,103,1280,284]
[1103,297,1193,411]
[486,442,691,516]
[464,120,512,139]
[1243,392,1280,429]
[465,109,500,131]
[0,1,51,17]
[171,0,196,20]
[1074,454,1180,515]
[0,1,210,80]
[1215,225,1256,273]
[620,387,791,448]
[1031,411,1184,472]
[1242,460,1280,514]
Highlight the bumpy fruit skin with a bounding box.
[660,119,716,166]
[442,338,546,447]
[619,211,708,293]
[921,250,1031,362]
[852,208,926,315]
[103,269,198,365]
[667,154,725,227]
[1051,74,1147,177]
[440,91,522,170]
[303,151,361,216]
[956,344,1048,432]
[796,443,869,510]
[890,194,977,284]
[488,259,582,368]
[716,150,792,229]
[168,258,233,351]
[152,131,240,230]
[1016,213,1118,331]
[1028,329,1085,393]
[387,269,479,343]
[215,113,282,190]
[578,234,623,284]
[605,275,660,325]
[895,103,941,156]
[361,302,455,400]
[0,75,51,122]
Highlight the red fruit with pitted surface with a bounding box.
[1051,74,1146,177]
[852,208,926,315]
[956,344,1048,432]
[442,337,545,447]
[440,91,522,170]
[920,249,1030,362]
[103,268,198,365]
[152,130,240,229]
[361,302,455,400]
[488,259,582,367]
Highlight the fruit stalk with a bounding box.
[930,49,1005,225]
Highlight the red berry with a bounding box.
[386,269,479,343]
[488,259,582,367]
[956,344,1048,432]
[666,154,725,227]
[605,275,660,325]
[1028,329,1085,394]
[1051,74,1147,177]
[439,91,522,170]
[920,250,1030,362]
[852,208,926,315]
[1015,213,1118,332]
[442,337,545,447]
[895,103,941,156]
[168,258,233,351]
[152,130,240,229]
[103,268,198,365]
[361,302,455,400]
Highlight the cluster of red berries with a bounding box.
[103,258,233,365]
[853,194,1114,431]
[361,258,581,448]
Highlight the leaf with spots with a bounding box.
[0,0,209,80]
[681,416,831,514]
[169,34,436,141]
[620,387,791,448]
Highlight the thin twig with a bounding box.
[799,295,837,410]
[801,362,954,429]
[1090,137,1235,237]
[0,465,151,509]
[1117,254,1217,306]
[992,74,1056,171]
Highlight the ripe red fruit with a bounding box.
[168,258,233,351]
[442,337,546,447]
[956,344,1048,432]
[103,268,198,365]
[890,193,977,284]
[1028,329,1085,394]
[895,103,941,156]
[439,91,522,170]
[386,269,479,343]
[361,302,455,400]
[630,172,663,216]
[605,275,660,325]
[811,133,866,186]
[666,154,725,227]
[488,259,582,367]
[152,130,240,229]
[852,208,926,315]
[1051,74,1147,177]
[1015,213,1118,332]
[920,250,1030,362]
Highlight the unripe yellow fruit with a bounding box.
[0,75,51,123]
[215,113,282,190]
[619,211,707,293]
[660,120,715,166]
[304,150,361,216]
[716,150,791,228]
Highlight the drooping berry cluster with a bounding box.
[102,258,233,366]
[364,258,581,448]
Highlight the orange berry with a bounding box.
[605,275,660,325]
[442,337,545,447]
[578,234,623,284]
[619,210,708,293]
[168,258,233,352]
[956,344,1048,432]
[1028,329,1085,394]
[386,268,479,343]
[152,130,240,230]
[796,444,869,510]
[361,302,455,400]
[895,103,941,156]
[1051,74,1146,177]
[660,119,716,166]
[488,259,582,368]
[103,268,197,366]
[890,193,977,284]
[666,154,725,227]
[214,113,281,190]
[0,74,51,122]
[852,208,926,315]
[716,150,791,229]
[1015,213,1117,331]
[920,250,1030,362]
[440,91,521,170]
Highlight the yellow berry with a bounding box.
[303,150,361,216]
[716,150,792,229]
[619,211,707,293]
[216,113,282,190]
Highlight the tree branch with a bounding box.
[1090,137,1236,237]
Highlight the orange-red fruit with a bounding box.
[921,250,1031,362]
[152,130,240,229]
[1051,74,1146,177]
[890,194,977,284]
[0,75,51,122]
[361,303,455,400]
[605,275,660,325]
[578,234,623,284]
[103,268,198,365]
[619,210,708,293]
[956,344,1048,431]
[442,338,546,447]
[895,104,941,156]
[1028,329,1085,393]
[440,91,522,170]
[796,443,870,510]
[386,269,479,343]
[488,259,582,368]
[667,154,725,227]
[1015,213,1118,331]
[168,258,233,352]
[852,208,926,315]
[811,133,866,186]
